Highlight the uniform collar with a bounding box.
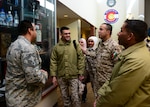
[59,39,71,45]
[119,41,146,60]
[100,38,112,46]
[18,35,31,44]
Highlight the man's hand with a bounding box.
[41,69,48,77]
[52,76,57,86]
[41,69,47,73]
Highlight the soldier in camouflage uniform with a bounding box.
[85,36,99,98]
[50,26,85,107]
[95,23,122,97]
[5,20,48,107]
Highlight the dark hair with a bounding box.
[125,19,148,42]
[42,39,49,51]
[103,23,112,35]
[60,26,69,33]
[18,20,33,35]
[148,28,150,36]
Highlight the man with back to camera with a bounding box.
[5,20,48,107]
[94,23,122,97]
[95,19,150,107]
[50,26,85,107]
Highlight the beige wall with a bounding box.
[58,0,145,41]
[67,20,80,41]
[57,19,80,41]
[145,0,150,27]
[95,0,144,40]
[126,0,144,20]
[96,0,126,41]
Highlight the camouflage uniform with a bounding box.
[85,49,97,97]
[95,38,121,97]
[58,78,81,107]
[5,36,48,107]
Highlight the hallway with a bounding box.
[56,83,95,107]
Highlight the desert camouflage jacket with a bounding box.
[96,38,122,83]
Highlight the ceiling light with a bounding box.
[64,14,68,18]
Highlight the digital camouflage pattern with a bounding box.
[5,36,48,107]
[95,38,122,96]
[85,48,97,97]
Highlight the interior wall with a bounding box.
[126,0,144,20]
[145,0,150,27]
[57,19,77,27]
[97,0,126,41]
[57,19,80,41]
[81,30,90,40]
[96,0,145,41]
[58,0,146,41]
[67,20,80,41]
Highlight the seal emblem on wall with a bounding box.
[104,9,119,24]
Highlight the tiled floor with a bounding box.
[56,83,95,107]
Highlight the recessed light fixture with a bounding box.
[64,14,68,18]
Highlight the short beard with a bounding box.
[31,37,36,44]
